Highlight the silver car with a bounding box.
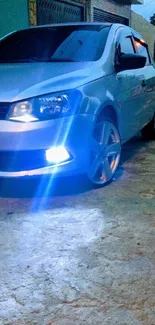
[0,23,155,186]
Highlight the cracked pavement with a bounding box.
[0,135,155,325]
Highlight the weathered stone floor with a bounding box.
[0,136,155,325]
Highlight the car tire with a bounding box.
[141,115,155,141]
[87,118,121,187]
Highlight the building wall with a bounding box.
[0,0,29,38]
[29,0,90,25]
[131,11,155,59]
[29,0,131,26]
[91,0,131,23]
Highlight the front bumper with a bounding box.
[0,114,95,177]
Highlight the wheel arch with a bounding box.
[96,104,120,130]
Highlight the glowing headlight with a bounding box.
[7,90,81,122]
[7,101,38,122]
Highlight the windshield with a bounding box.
[0,25,110,63]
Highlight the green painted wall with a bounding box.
[0,0,29,38]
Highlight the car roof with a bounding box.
[30,22,113,29]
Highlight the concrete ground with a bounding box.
[0,135,155,325]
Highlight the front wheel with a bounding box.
[141,116,155,141]
[88,119,121,186]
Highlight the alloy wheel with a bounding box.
[88,120,121,185]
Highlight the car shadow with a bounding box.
[0,134,149,199]
[114,134,148,180]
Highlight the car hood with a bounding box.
[0,61,103,102]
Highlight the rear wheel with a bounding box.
[88,119,121,186]
[141,116,155,140]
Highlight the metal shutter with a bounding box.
[93,7,129,26]
[37,0,84,25]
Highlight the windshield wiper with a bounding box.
[0,57,74,63]
[43,58,74,62]
[0,58,41,63]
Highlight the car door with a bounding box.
[115,29,148,142]
[133,37,155,128]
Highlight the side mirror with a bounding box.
[116,53,146,72]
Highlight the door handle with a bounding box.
[141,80,147,87]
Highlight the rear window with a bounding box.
[0,25,110,63]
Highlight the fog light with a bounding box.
[46,147,70,164]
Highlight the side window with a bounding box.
[119,36,135,55]
[134,39,150,65]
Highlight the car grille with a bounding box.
[0,102,10,119]
[0,150,48,172]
